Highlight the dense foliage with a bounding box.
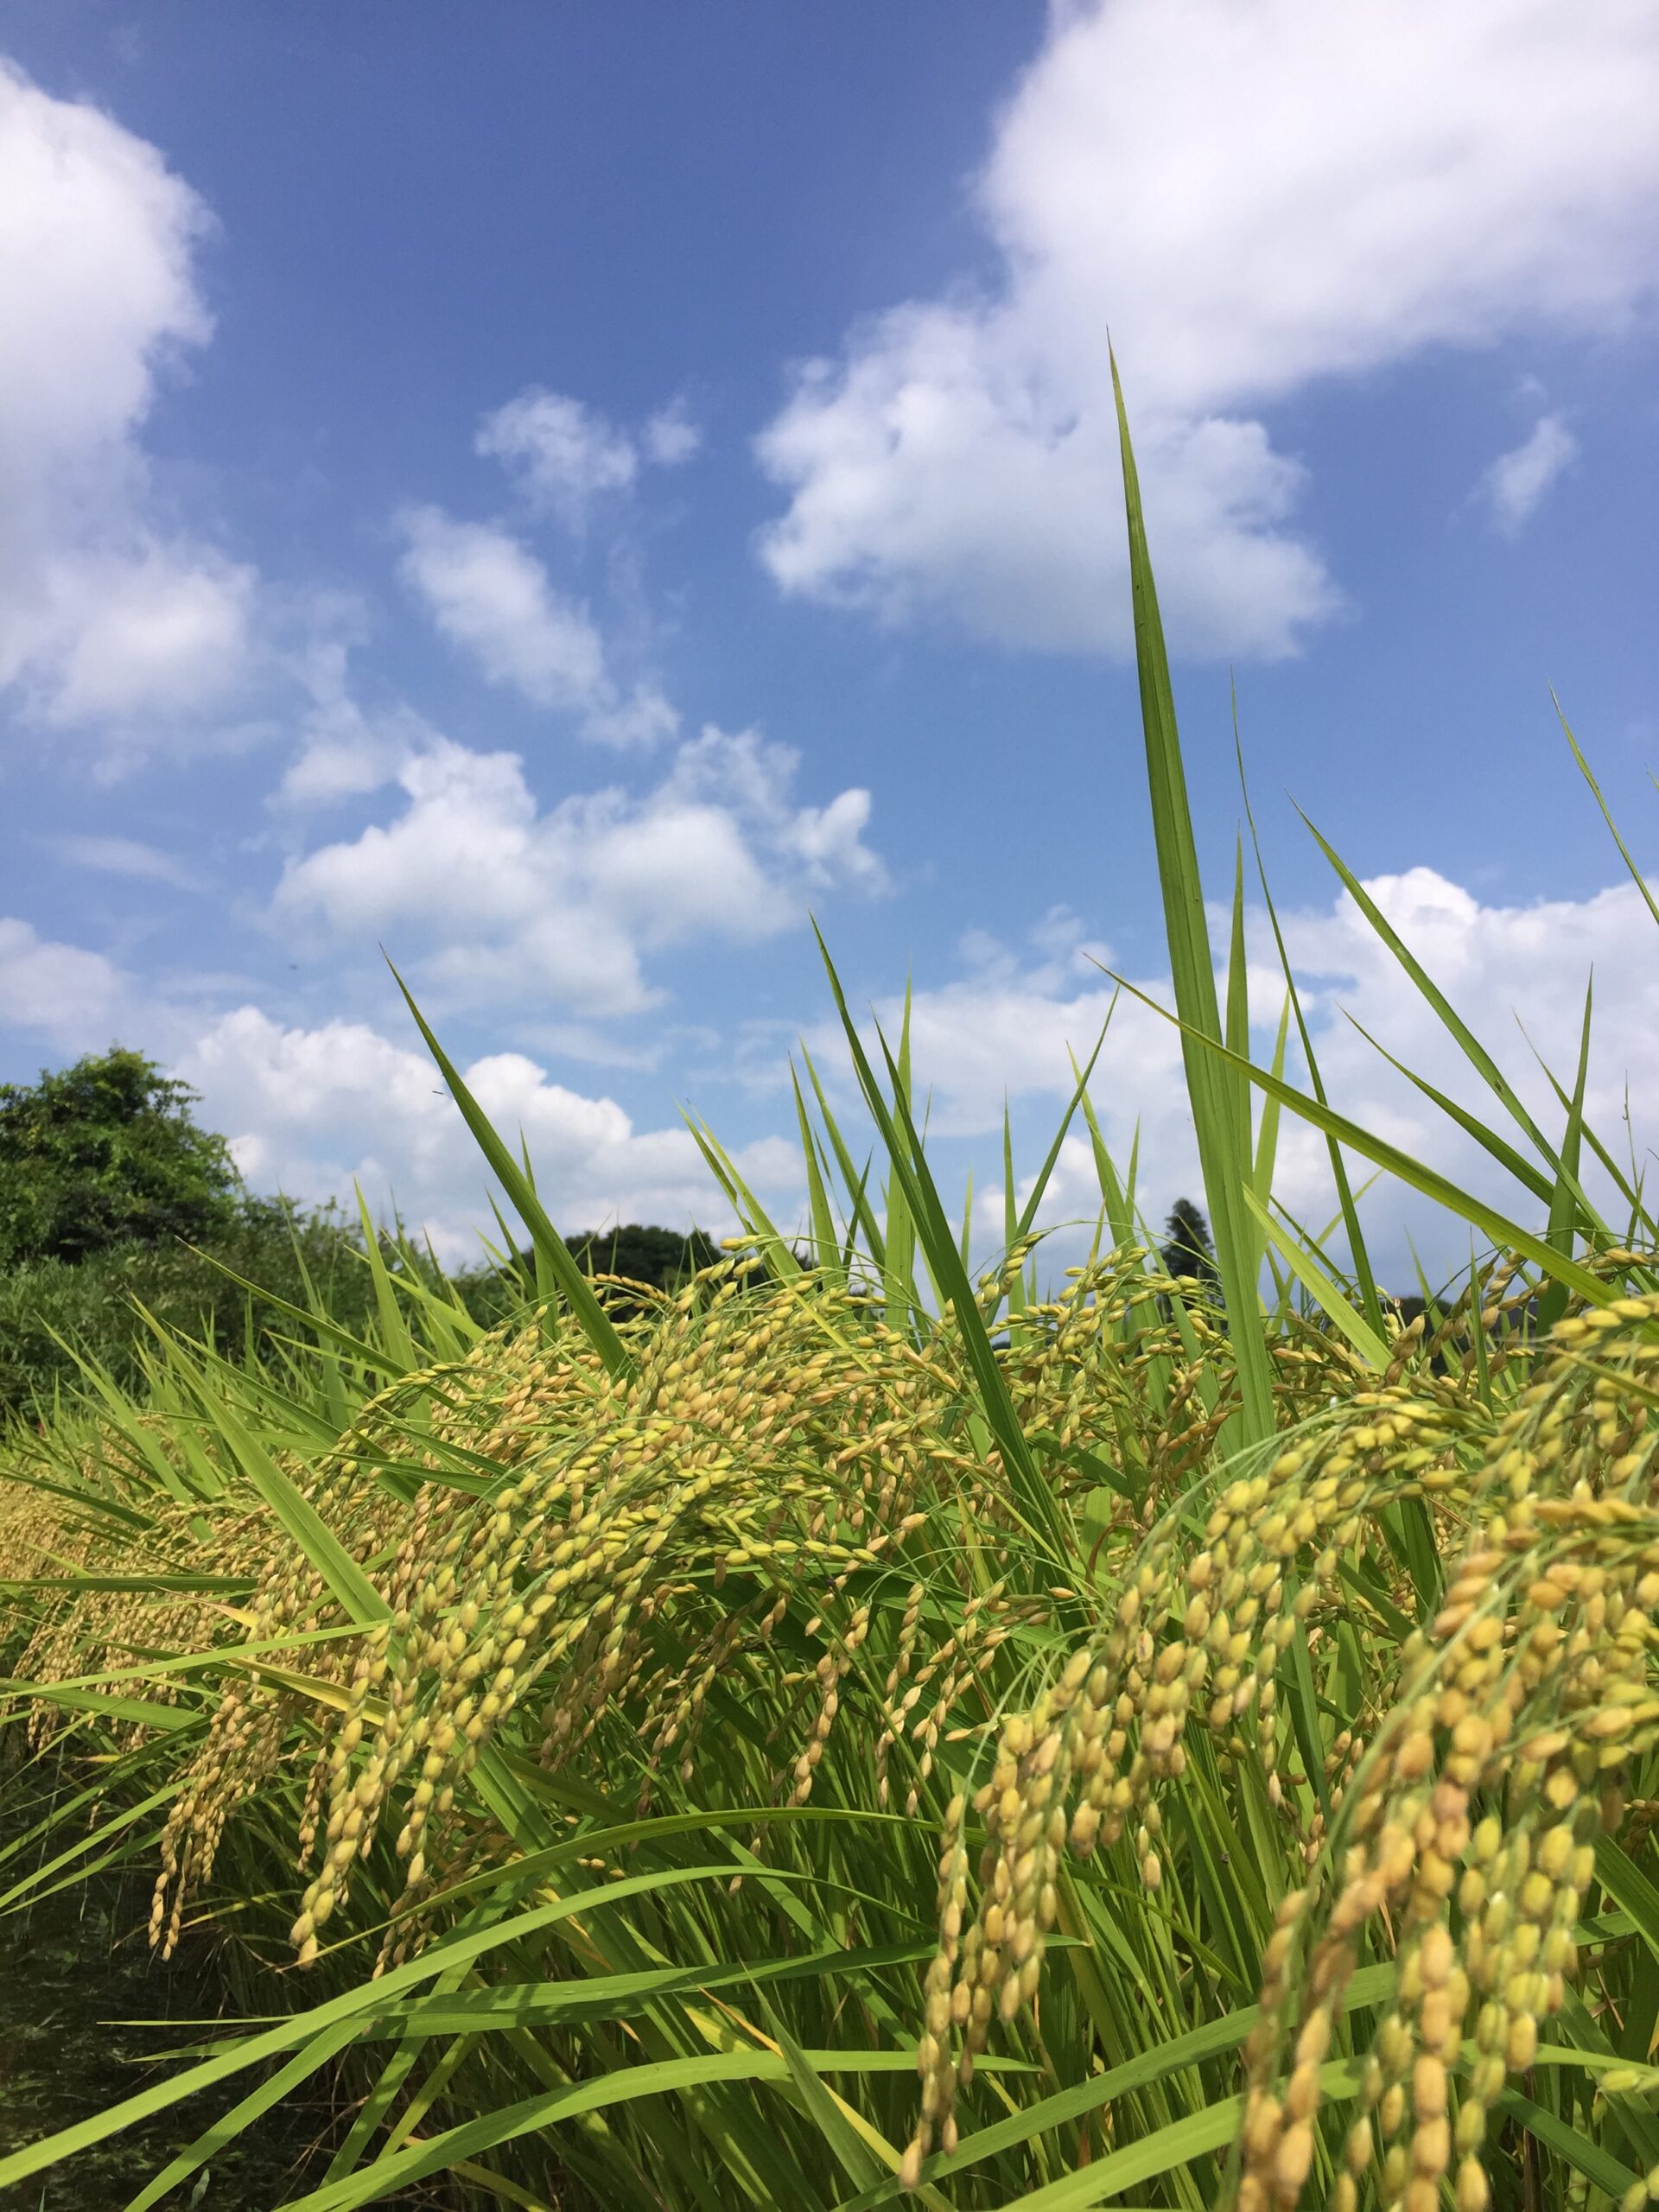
[564,1222,721,1303]
[0,1198,378,1419]
[0,1054,715,1420]
[0,1048,241,1269]
[3,391,1656,2212]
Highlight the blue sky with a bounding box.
[2,1,1656,1284]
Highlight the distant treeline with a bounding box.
[0,1045,728,1420]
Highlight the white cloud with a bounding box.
[475,389,638,524]
[177,1005,797,1262]
[1267,867,1659,1237]
[642,398,702,467]
[51,834,200,889]
[276,726,407,810]
[270,621,439,809]
[397,508,604,700]
[785,863,1659,1287]
[41,543,256,724]
[0,918,129,1043]
[8,849,1653,1285]
[1480,414,1579,536]
[272,725,886,1017]
[397,505,677,745]
[476,386,704,521]
[756,0,1659,657]
[0,60,255,731]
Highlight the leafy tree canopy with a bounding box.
[505,1224,723,1317]
[563,1224,721,1306]
[0,1046,241,1269]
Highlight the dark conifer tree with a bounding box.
[1160,1197,1217,1288]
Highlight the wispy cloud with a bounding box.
[51,834,202,889]
[397,506,677,745]
[476,385,703,525]
[1479,413,1579,537]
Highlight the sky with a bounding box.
[1,0,1656,1288]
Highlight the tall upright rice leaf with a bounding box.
[1002,1102,1024,1315]
[353,1185,418,1370]
[800,1043,887,1270]
[812,923,1066,1557]
[1298,811,1606,1245]
[791,1062,842,1278]
[1530,1046,1656,1247]
[1250,996,1292,1211]
[1101,969,1619,1310]
[881,980,918,1331]
[1014,1019,1110,1248]
[683,1114,804,1284]
[842,1150,877,1277]
[1538,976,1593,1334]
[1111,352,1275,1446]
[1069,1063,1135,1253]
[1225,839,1250,1068]
[518,1138,562,1307]
[388,960,630,1377]
[1123,1119,1141,1224]
[1555,695,1659,929]
[1234,715,1386,1333]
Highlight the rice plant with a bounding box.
[2,376,1656,2212]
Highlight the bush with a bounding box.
[0,1198,392,1421]
[0,1195,718,1421]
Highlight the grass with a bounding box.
[1,380,1656,2212]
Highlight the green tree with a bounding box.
[0,1046,240,1268]
[569,1223,720,1291]
[494,1224,723,1321]
[1160,1196,1218,1288]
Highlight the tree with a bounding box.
[566,1224,720,1308]
[0,1046,240,1269]
[1159,1197,1217,1289]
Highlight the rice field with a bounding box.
[3,380,1656,2212]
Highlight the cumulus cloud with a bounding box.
[0,917,129,1043]
[1266,867,1659,1226]
[272,725,887,1017]
[0,905,805,1258]
[0,911,804,1260]
[176,1005,797,1262]
[7,847,1654,1281]
[0,60,255,732]
[476,385,703,524]
[756,0,1659,657]
[475,389,639,524]
[785,863,1659,1287]
[397,506,677,745]
[265,621,436,810]
[1480,414,1580,537]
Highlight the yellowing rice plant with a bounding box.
[3,381,1658,2212]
